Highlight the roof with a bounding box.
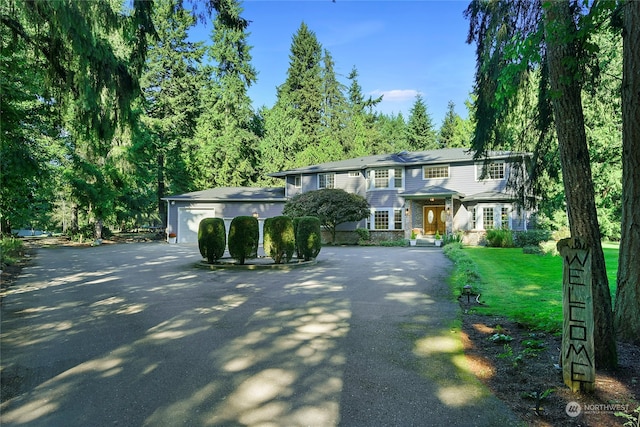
[162,187,286,202]
[269,148,527,177]
[464,191,518,202]
[401,185,465,199]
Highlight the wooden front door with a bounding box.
[423,206,446,235]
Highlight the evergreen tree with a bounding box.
[406,95,437,150]
[321,49,348,134]
[140,0,205,226]
[194,0,259,188]
[438,101,470,148]
[465,0,618,367]
[277,22,324,144]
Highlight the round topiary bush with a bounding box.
[198,218,226,264]
[263,216,295,264]
[228,216,259,265]
[296,216,321,261]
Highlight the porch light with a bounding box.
[463,285,472,303]
[405,208,410,216]
[252,211,259,218]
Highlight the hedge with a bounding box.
[198,218,226,264]
[296,216,321,261]
[228,216,259,265]
[263,216,295,264]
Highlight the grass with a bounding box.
[445,242,620,334]
[0,237,25,267]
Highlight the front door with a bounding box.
[423,205,446,235]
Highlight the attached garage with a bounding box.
[163,187,286,244]
[177,208,214,244]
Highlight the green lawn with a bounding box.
[455,244,619,334]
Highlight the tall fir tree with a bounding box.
[194,0,259,188]
[277,22,324,145]
[140,0,205,226]
[406,94,437,150]
[438,101,470,148]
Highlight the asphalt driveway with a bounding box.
[1,243,517,426]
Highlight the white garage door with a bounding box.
[177,208,215,243]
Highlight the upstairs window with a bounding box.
[294,175,301,188]
[423,165,449,179]
[369,168,403,189]
[318,173,335,189]
[477,161,505,180]
[348,171,360,178]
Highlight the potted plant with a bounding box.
[168,232,177,244]
[434,230,442,247]
[410,230,417,246]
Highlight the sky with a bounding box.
[191,0,477,126]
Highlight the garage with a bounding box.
[177,208,214,244]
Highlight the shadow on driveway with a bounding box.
[1,243,517,426]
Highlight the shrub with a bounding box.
[522,245,544,255]
[443,232,462,246]
[485,229,514,247]
[355,227,370,243]
[228,216,259,265]
[296,216,321,261]
[513,230,552,247]
[379,238,408,247]
[198,218,226,263]
[263,216,295,264]
[0,237,25,267]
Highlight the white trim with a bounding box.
[475,161,505,181]
[367,167,404,190]
[369,207,404,231]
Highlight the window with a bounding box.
[394,209,403,230]
[483,207,494,229]
[294,175,301,188]
[423,165,449,179]
[318,173,335,189]
[348,171,360,177]
[369,168,403,189]
[501,207,509,229]
[394,168,403,188]
[470,207,477,230]
[477,161,505,180]
[374,211,389,230]
[371,208,403,230]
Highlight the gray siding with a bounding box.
[404,161,511,195]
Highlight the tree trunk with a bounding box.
[71,203,79,234]
[157,152,167,228]
[615,0,640,344]
[543,0,617,368]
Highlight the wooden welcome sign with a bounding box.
[557,237,595,392]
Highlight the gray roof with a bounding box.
[402,185,465,199]
[464,191,517,202]
[162,187,286,202]
[269,148,525,177]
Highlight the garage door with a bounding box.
[177,208,215,243]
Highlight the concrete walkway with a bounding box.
[1,243,517,426]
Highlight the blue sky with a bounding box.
[191,0,477,126]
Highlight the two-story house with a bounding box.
[163,148,532,244]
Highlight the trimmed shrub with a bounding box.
[513,230,552,247]
[485,229,514,247]
[198,218,226,263]
[228,216,259,265]
[355,227,370,244]
[296,216,321,261]
[522,245,544,255]
[292,217,302,258]
[264,216,295,264]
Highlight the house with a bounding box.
[164,148,533,244]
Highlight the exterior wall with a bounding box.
[166,200,285,243]
[404,161,512,196]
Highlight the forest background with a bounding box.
[0,0,623,241]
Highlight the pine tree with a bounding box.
[438,101,471,148]
[277,22,324,144]
[194,0,259,188]
[140,0,205,226]
[406,95,437,150]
